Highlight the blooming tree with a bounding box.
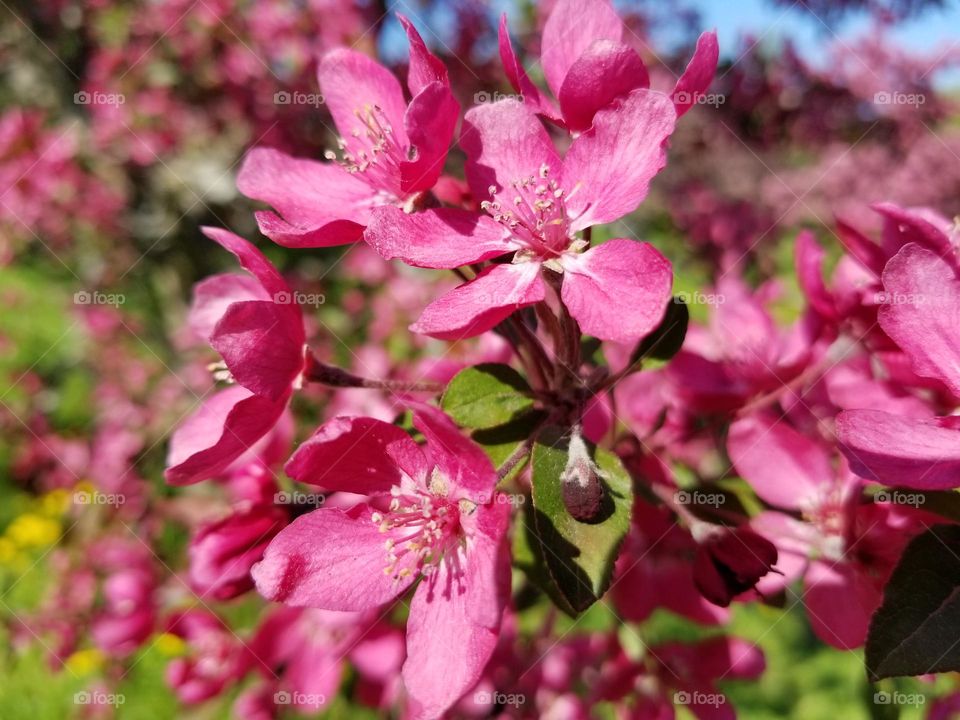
[5,0,960,717]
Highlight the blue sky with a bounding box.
[694,0,960,61]
[382,0,960,85]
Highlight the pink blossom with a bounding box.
[252,406,511,718]
[237,17,458,247]
[730,411,927,648]
[188,503,287,601]
[165,228,306,485]
[837,221,960,489]
[249,607,405,713]
[668,277,825,412]
[367,93,676,342]
[613,498,730,626]
[87,540,157,659]
[165,610,252,704]
[498,0,718,131]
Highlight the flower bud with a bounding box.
[560,431,604,522]
[693,526,778,607]
[188,505,286,601]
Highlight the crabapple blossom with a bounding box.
[237,16,458,247]
[252,406,510,718]
[367,92,676,342]
[165,227,306,485]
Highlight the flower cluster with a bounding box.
[6,0,960,717]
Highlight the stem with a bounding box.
[305,356,444,394]
[508,315,553,390]
[496,420,544,481]
[545,272,581,388]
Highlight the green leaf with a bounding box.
[441,363,535,429]
[513,501,577,615]
[525,427,633,614]
[866,524,960,681]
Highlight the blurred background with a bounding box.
[1,0,959,717]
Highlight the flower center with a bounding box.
[480,164,582,259]
[324,104,409,198]
[371,476,463,586]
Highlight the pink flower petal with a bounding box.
[286,644,343,710]
[463,501,512,628]
[837,409,960,489]
[285,416,428,494]
[803,560,877,649]
[200,226,292,299]
[878,242,960,396]
[349,623,405,681]
[237,148,372,247]
[560,239,672,343]
[400,82,460,195]
[874,202,953,257]
[410,262,546,340]
[835,217,887,277]
[558,40,649,132]
[541,0,623,100]
[403,555,503,718]
[751,511,812,595]
[189,273,267,342]
[188,505,286,601]
[412,405,497,502]
[727,413,832,509]
[365,206,514,269]
[671,30,719,117]
[211,300,305,402]
[318,48,409,156]
[252,209,366,248]
[165,387,288,485]
[397,15,449,95]
[252,504,413,610]
[692,636,766,680]
[461,99,561,207]
[795,230,836,320]
[498,14,562,122]
[563,88,676,230]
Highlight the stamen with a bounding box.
[481,165,580,257]
[323,105,407,197]
[370,474,464,588]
